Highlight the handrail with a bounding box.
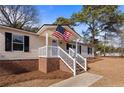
[59,56,74,73]
[39,46,76,76]
[69,48,75,58]
[76,53,87,71]
[69,48,87,71]
[39,46,87,76]
[58,47,75,72]
[77,53,86,60]
[59,47,75,61]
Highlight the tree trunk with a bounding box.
[91,31,96,57]
[103,32,107,57]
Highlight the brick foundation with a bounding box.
[39,57,73,74]
[39,57,60,73]
[0,58,73,76]
[59,60,72,73]
[0,59,38,76]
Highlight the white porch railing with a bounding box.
[76,54,87,71]
[39,46,47,57]
[58,47,75,72]
[69,48,75,58]
[39,46,87,76]
[48,46,59,57]
[39,46,59,58]
[39,46,75,76]
[69,48,87,71]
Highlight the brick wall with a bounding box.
[59,60,73,73]
[39,57,73,74]
[39,57,60,73]
[0,59,38,76]
[0,57,73,76]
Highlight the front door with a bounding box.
[52,40,58,46]
[52,40,58,56]
[66,43,81,54]
[66,43,75,53]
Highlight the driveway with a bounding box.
[88,57,124,87]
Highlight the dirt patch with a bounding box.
[0,70,72,87]
[8,79,62,87]
[87,57,103,64]
[88,57,124,87]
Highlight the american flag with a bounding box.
[52,25,72,41]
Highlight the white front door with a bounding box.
[52,40,58,46]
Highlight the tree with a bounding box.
[53,17,74,26]
[71,5,124,55]
[118,31,124,56]
[0,5,39,31]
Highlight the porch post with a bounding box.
[76,39,78,57]
[74,39,79,76]
[46,32,48,57]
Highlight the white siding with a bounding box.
[0,27,95,60]
[81,45,94,58]
[0,28,43,60]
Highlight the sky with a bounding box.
[36,5,124,35]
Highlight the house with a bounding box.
[0,24,94,76]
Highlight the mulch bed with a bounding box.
[0,70,72,87]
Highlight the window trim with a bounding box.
[12,34,24,52]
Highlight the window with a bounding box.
[13,35,24,51]
[66,43,76,50]
[5,32,29,52]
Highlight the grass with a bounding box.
[0,70,72,87]
[88,57,124,87]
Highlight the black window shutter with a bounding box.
[88,47,90,54]
[88,47,92,54]
[79,45,81,54]
[24,36,29,52]
[66,43,69,50]
[90,48,92,54]
[5,32,12,51]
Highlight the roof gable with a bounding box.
[37,24,82,39]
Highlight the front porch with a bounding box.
[37,26,87,76]
[38,46,87,76]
